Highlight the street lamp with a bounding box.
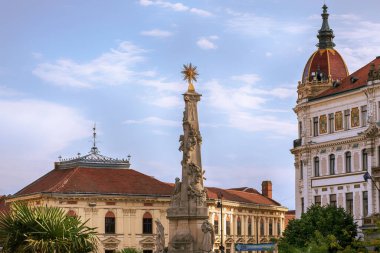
[217,192,225,253]
[363,171,380,213]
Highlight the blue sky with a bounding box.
[1,0,380,209]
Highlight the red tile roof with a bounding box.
[314,57,380,99]
[16,167,174,196]
[14,167,282,207]
[207,187,281,206]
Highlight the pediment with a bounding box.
[102,237,121,244]
[225,237,234,243]
[139,237,155,244]
[247,237,255,243]
[101,236,121,250]
[236,237,245,243]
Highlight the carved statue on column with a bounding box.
[200,220,214,253]
[155,219,165,253]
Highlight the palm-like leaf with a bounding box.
[0,202,98,253]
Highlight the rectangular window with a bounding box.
[315,195,321,206]
[363,191,368,217]
[344,109,350,130]
[214,219,219,235]
[314,157,320,177]
[313,117,319,136]
[361,105,368,127]
[301,197,304,214]
[143,218,153,234]
[345,152,352,173]
[300,161,303,179]
[105,217,115,234]
[277,222,281,236]
[363,149,368,171]
[330,194,337,207]
[328,113,334,133]
[329,154,335,175]
[346,193,353,215]
[226,221,231,235]
[248,221,252,236]
[310,119,313,136]
[269,222,273,236]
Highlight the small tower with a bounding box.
[167,64,209,253]
[297,4,349,103]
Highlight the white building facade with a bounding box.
[291,5,380,227]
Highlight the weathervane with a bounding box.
[91,123,99,154]
[181,63,199,92]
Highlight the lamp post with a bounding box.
[217,192,225,253]
[363,171,380,213]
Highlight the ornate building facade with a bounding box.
[292,5,380,227]
[6,69,288,252]
[6,145,287,253]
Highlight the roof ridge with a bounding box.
[48,167,80,192]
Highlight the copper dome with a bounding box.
[302,5,349,83]
[302,48,348,83]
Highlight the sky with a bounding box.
[1,0,380,210]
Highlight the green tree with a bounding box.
[278,204,359,253]
[0,202,98,253]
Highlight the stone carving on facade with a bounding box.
[200,220,214,253]
[155,219,165,253]
[351,107,360,127]
[368,63,380,82]
[335,111,343,131]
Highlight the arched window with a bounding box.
[269,220,273,236]
[345,151,351,173]
[214,215,219,235]
[226,216,231,235]
[329,154,335,175]
[143,212,153,234]
[362,149,368,171]
[105,211,115,234]
[260,219,264,236]
[248,217,252,236]
[237,217,242,236]
[314,157,320,177]
[66,210,77,217]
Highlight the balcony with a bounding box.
[293,138,302,148]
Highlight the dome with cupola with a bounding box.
[301,5,349,84]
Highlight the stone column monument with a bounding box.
[167,64,210,253]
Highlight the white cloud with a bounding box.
[0,98,91,194]
[0,99,91,157]
[124,116,177,127]
[138,0,212,17]
[196,36,218,50]
[204,79,296,136]
[0,86,22,97]
[226,11,309,37]
[141,29,173,38]
[33,41,148,88]
[148,95,181,108]
[231,74,261,85]
[335,18,380,71]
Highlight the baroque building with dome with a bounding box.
[6,81,288,252]
[292,4,380,228]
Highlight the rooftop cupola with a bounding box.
[317,4,336,49]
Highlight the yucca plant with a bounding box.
[0,202,98,253]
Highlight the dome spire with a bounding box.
[317,4,335,49]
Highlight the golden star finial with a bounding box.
[181,63,198,92]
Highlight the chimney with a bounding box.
[262,180,272,199]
